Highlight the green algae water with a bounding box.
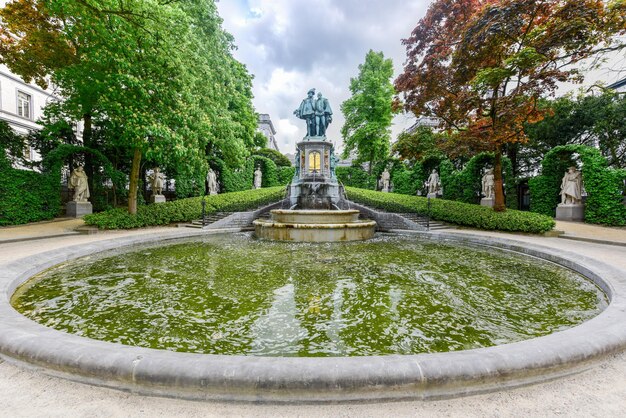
[11,234,606,356]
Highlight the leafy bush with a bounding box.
[389,162,419,195]
[440,153,517,208]
[529,145,626,226]
[252,155,279,187]
[336,166,376,189]
[277,166,296,185]
[345,186,555,233]
[252,148,292,167]
[0,152,60,225]
[84,186,285,229]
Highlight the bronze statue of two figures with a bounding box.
[294,88,333,138]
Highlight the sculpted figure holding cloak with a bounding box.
[69,166,90,202]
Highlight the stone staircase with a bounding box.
[185,212,233,229]
[180,200,289,230]
[395,212,450,231]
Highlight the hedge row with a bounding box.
[345,187,555,233]
[529,145,626,226]
[0,155,60,226]
[84,186,285,229]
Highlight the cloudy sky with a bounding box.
[216,0,625,154]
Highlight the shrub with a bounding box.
[440,153,517,208]
[277,166,296,185]
[0,153,60,225]
[84,187,285,229]
[345,186,555,233]
[252,148,292,167]
[336,166,376,189]
[529,145,626,226]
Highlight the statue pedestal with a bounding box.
[427,193,439,199]
[66,201,92,218]
[556,204,584,221]
[381,187,389,193]
[480,197,495,207]
[150,194,166,204]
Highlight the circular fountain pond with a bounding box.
[11,234,606,357]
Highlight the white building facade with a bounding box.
[0,64,60,162]
[257,113,279,151]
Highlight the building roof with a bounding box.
[258,113,276,135]
[608,77,626,90]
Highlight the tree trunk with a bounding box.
[493,147,506,212]
[128,147,142,214]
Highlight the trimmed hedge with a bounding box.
[336,166,376,189]
[277,166,296,185]
[529,145,626,226]
[84,186,285,229]
[345,186,555,233]
[0,153,60,225]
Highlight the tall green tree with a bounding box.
[395,0,626,211]
[0,0,257,214]
[522,91,626,173]
[341,50,397,174]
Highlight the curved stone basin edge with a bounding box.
[0,228,624,403]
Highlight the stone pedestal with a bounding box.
[480,197,495,207]
[151,194,166,203]
[427,193,439,199]
[66,201,92,218]
[382,187,389,193]
[556,204,584,221]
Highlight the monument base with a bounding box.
[427,193,439,199]
[480,197,495,207]
[66,201,92,218]
[150,194,166,204]
[556,204,584,222]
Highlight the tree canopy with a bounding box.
[395,0,626,210]
[0,0,257,214]
[341,50,397,174]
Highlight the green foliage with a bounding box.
[1,0,258,214]
[341,50,396,171]
[392,126,444,163]
[0,120,26,166]
[529,145,626,225]
[277,166,296,185]
[253,148,292,167]
[84,187,285,229]
[345,187,555,234]
[336,166,376,189]
[440,153,517,208]
[174,171,205,199]
[210,157,252,193]
[252,155,279,188]
[388,161,419,195]
[523,92,626,173]
[41,144,125,212]
[0,151,60,225]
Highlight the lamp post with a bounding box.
[201,199,206,227]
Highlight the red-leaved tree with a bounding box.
[396,0,625,210]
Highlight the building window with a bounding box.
[17,91,31,119]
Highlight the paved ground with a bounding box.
[0,219,625,417]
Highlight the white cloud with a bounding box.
[217,1,626,155]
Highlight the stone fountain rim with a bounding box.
[0,228,625,403]
[271,209,360,215]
